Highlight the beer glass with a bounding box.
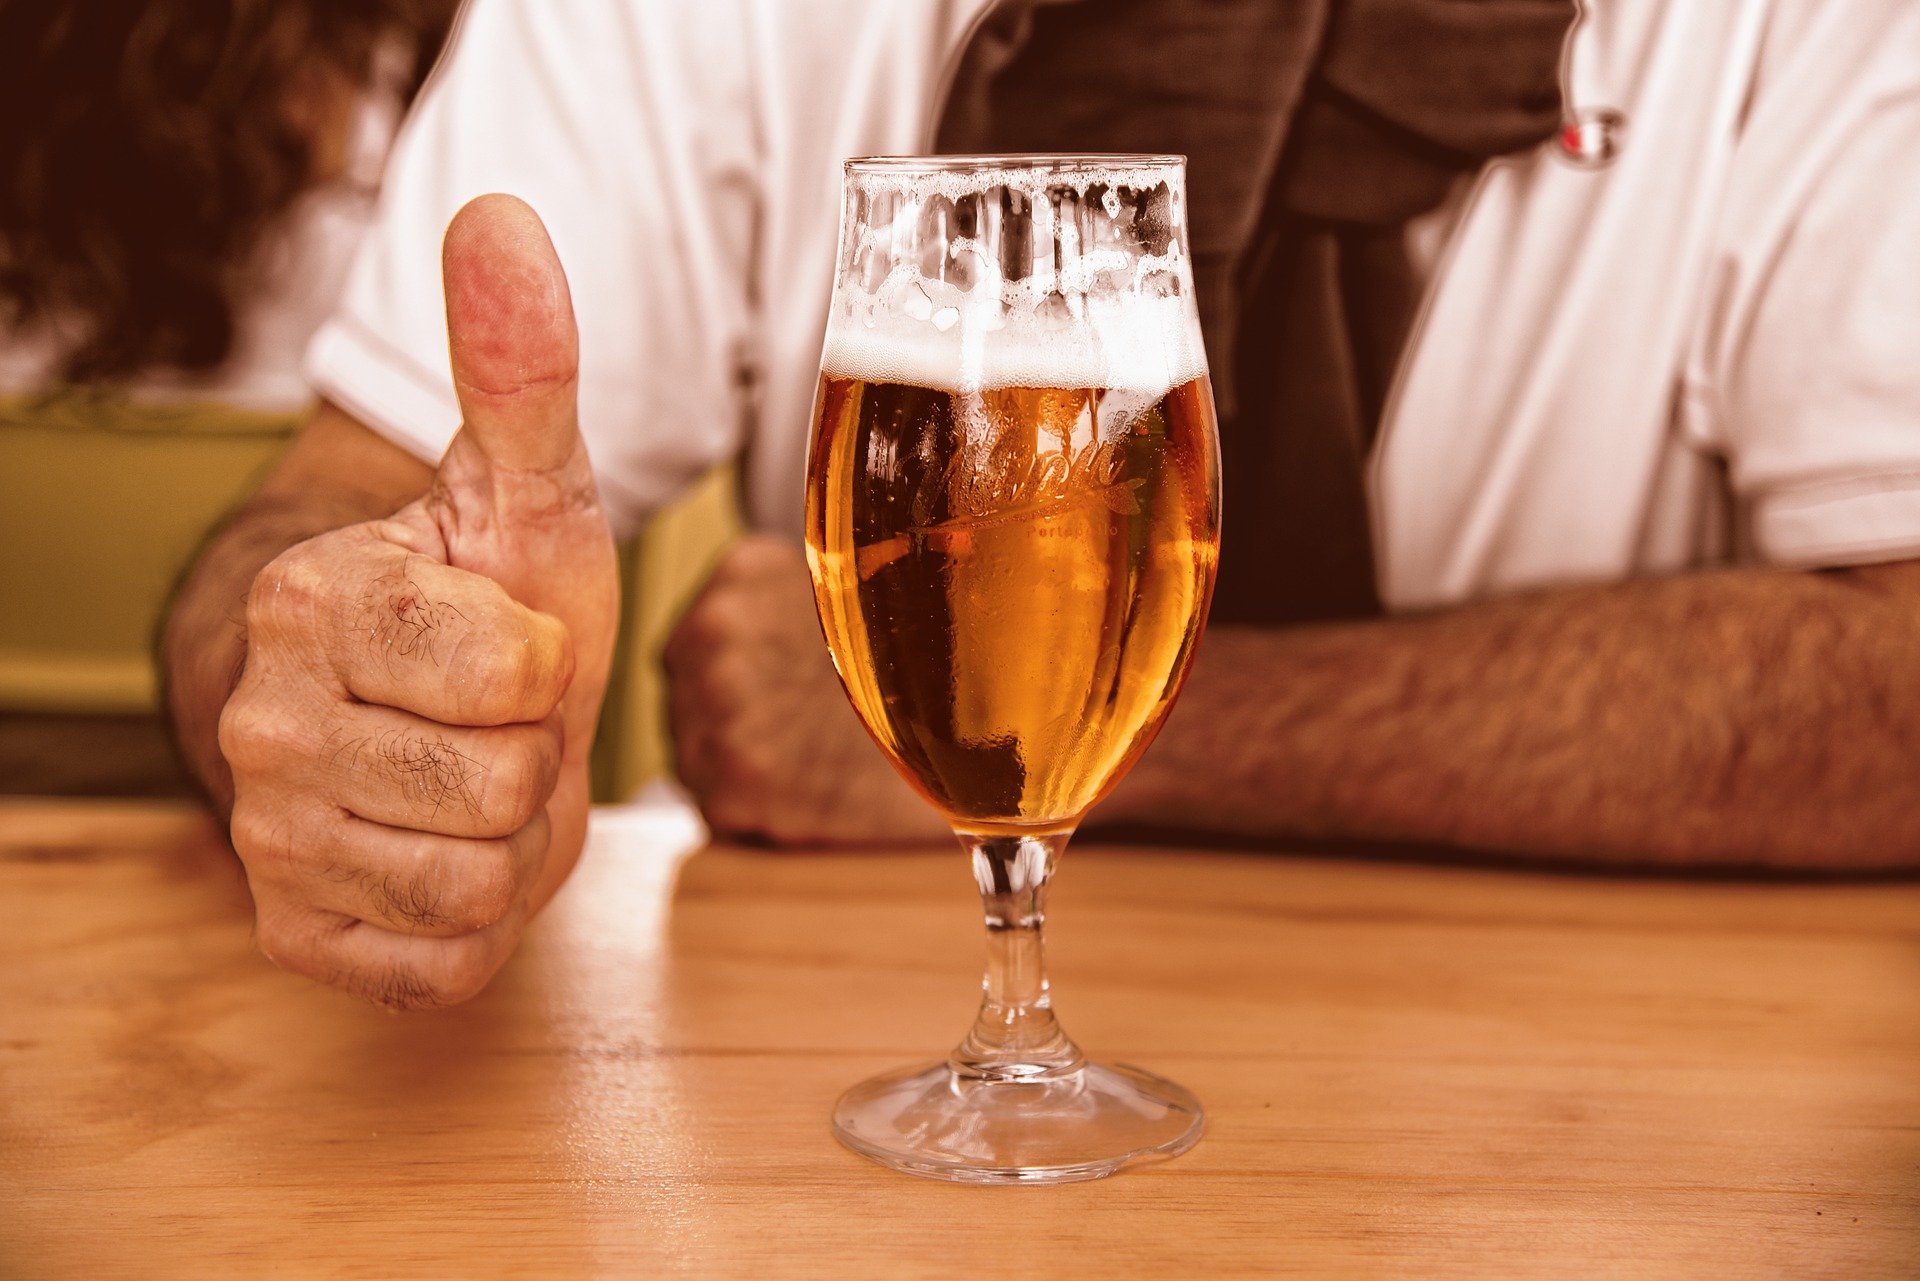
[805,155,1221,1183]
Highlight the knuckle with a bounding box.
[372,867,455,933]
[247,541,335,639]
[447,619,570,723]
[218,695,292,772]
[535,618,577,705]
[254,911,320,976]
[422,933,508,1007]
[436,845,520,933]
[366,727,497,831]
[228,804,295,871]
[476,735,558,836]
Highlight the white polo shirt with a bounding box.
[306,0,1920,611]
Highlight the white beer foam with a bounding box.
[822,297,1206,396]
[843,156,1187,205]
[828,157,1208,397]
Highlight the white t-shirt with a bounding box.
[310,0,985,535]
[306,0,1920,610]
[1376,0,1920,607]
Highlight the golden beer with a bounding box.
[815,157,1213,1182]
[806,372,1220,833]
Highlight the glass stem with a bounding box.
[949,832,1085,1081]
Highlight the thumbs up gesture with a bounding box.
[220,196,618,1009]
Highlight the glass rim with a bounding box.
[844,152,1186,175]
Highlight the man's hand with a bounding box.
[216,195,618,1007]
[664,536,949,847]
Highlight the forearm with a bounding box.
[160,403,431,812]
[1110,562,1920,868]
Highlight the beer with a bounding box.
[814,156,1214,1184]
[806,368,1220,834]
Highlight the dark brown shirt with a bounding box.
[937,0,1573,623]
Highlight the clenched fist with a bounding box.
[665,536,948,848]
[218,196,618,1009]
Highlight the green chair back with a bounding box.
[0,393,740,799]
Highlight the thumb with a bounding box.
[441,193,581,473]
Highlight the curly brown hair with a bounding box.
[0,0,457,384]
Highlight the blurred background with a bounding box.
[0,0,734,803]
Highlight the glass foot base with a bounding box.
[832,1059,1204,1184]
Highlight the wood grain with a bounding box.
[1,798,1917,1278]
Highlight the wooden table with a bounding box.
[3,798,1917,1278]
